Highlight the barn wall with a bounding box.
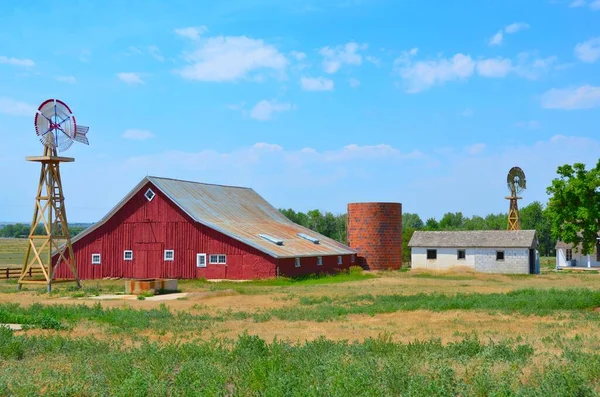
[276,254,355,278]
[54,182,278,280]
[411,247,476,270]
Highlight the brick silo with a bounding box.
[347,202,402,270]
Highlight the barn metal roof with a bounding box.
[73,176,357,259]
[408,230,537,249]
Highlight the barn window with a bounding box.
[91,254,101,265]
[164,250,174,261]
[457,250,466,260]
[566,249,573,261]
[427,250,437,260]
[196,253,206,268]
[351,255,355,263]
[144,188,156,201]
[496,251,505,261]
[295,257,301,267]
[337,256,343,265]
[317,256,323,266]
[124,250,133,261]
[210,254,226,264]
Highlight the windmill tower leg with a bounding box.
[507,197,521,231]
[18,146,81,292]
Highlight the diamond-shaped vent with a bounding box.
[145,188,156,201]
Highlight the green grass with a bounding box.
[259,288,600,322]
[0,328,598,396]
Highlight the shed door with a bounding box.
[528,249,536,274]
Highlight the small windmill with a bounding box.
[18,99,89,292]
[506,166,526,231]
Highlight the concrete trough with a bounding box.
[125,279,178,295]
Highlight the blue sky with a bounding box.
[1,0,599,223]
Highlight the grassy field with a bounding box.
[0,238,45,269]
[2,240,600,395]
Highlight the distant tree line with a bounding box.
[0,224,89,238]
[280,201,554,264]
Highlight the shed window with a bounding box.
[351,255,355,263]
[210,254,226,264]
[337,256,343,265]
[196,253,206,268]
[164,250,174,261]
[91,254,101,265]
[144,188,156,201]
[317,256,323,266]
[427,250,437,260]
[457,250,466,260]
[295,257,301,267]
[124,250,133,261]
[566,249,573,261]
[496,251,505,261]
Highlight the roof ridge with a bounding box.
[147,176,252,190]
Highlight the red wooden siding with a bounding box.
[55,182,278,280]
[276,254,353,278]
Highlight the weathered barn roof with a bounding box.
[408,230,537,249]
[72,176,357,259]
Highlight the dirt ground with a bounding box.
[2,268,599,347]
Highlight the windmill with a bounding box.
[18,99,89,292]
[506,166,526,231]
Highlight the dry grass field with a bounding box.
[1,238,599,395]
[0,238,45,269]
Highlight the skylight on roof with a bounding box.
[298,233,320,244]
[259,234,284,245]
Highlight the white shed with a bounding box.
[555,236,600,269]
[408,230,539,274]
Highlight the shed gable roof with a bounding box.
[73,176,356,258]
[408,230,537,249]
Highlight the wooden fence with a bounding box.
[0,267,45,280]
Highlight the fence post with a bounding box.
[5,268,8,279]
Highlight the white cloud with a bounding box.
[513,53,557,79]
[395,53,475,93]
[122,129,154,140]
[574,37,600,63]
[0,98,36,117]
[349,78,360,88]
[117,72,145,85]
[569,0,586,6]
[249,100,293,121]
[300,76,334,91]
[541,85,600,110]
[175,26,208,40]
[128,45,164,62]
[515,120,541,129]
[465,143,486,155]
[489,31,503,46]
[176,36,288,82]
[489,22,529,46]
[505,22,530,34]
[366,55,382,67]
[592,0,600,10]
[290,51,307,61]
[476,58,512,77]
[0,56,35,67]
[319,42,367,73]
[55,75,77,84]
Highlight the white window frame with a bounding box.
[124,250,133,261]
[566,249,573,261]
[337,255,343,265]
[295,257,301,267]
[164,250,174,261]
[209,254,227,265]
[91,254,101,265]
[144,188,156,202]
[196,253,207,268]
[317,256,323,266]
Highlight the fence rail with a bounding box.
[0,267,45,280]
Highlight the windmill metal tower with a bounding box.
[506,166,526,231]
[18,99,89,292]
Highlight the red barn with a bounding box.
[55,176,357,280]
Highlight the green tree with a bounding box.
[439,212,465,230]
[424,218,439,230]
[402,227,415,263]
[402,213,424,231]
[520,201,553,256]
[546,160,600,255]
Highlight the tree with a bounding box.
[424,218,439,230]
[520,201,553,256]
[439,212,464,230]
[546,160,600,255]
[402,213,424,231]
